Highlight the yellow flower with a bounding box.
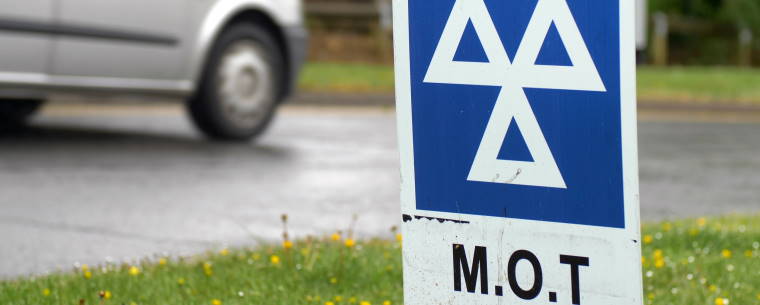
[721,249,732,258]
[654,258,665,268]
[653,249,663,259]
[329,277,338,284]
[708,285,717,292]
[177,277,186,285]
[102,290,112,300]
[283,240,293,249]
[270,255,280,265]
[331,233,341,241]
[158,258,168,266]
[325,302,335,305]
[81,264,89,272]
[756,293,760,300]
[130,302,138,305]
[697,217,707,227]
[211,299,222,305]
[662,222,672,232]
[84,270,92,279]
[643,235,653,244]
[203,263,213,276]
[360,301,371,305]
[42,288,51,296]
[335,296,343,302]
[646,292,654,300]
[744,250,753,257]
[383,301,392,305]
[714,298,729,305]
[128,266,140,276]
[641,257,647,265]
[219,248,229,256]
[345,239,356,248]
[349,297,357,303]
[395,234,402,242]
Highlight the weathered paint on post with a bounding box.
[393,0,642,304]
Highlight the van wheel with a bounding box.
[188,22,284,141]
[0,99,43,131]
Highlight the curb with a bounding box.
[291,92,760,113]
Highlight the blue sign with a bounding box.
[409,0,624,228]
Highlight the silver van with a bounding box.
[0,0,307,140]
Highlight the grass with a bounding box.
[637,67,760,105]
[2,215,759,305]
[298,62,760,105]
[299,62,395,94]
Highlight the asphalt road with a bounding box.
[0,102,758,277]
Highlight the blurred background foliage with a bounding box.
[303,0,760,67]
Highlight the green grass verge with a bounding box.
[637,67,760,105]
[2,215,759,305]
[299,62,760,105]
[299,62,395,94]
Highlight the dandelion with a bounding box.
[219,248,230,256]
[641,257,647,265]
[158,258,168,266]
[84,270,92,279]
[335,296,343,302]
[345,239,356,248]
[697,217,707,227]
[270,255,280,265]
[714,298,729,305]
[99,290,112,300]
[662,222,672,232]
[325,302,335,305]
[653,249,663,258]
[329,277,338,284]
[396,234,402,242]
[643,235,653,244]
[721,249,732,258]
[81,264,89,272]
[647,293,654,300]
[331,233,341,241]
[203,262,213,276]
[211,299,222,305]
[177,277,186,285]
[383,301,392,305]
[360,301,371,305]
[283,240,293,250]
[654,259,665,268]
[128,266,140,276]
[349,297,357,303]
[42,288,51,296]
[708,285,717,292]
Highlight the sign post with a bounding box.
[393,0,642,304]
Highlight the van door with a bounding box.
[0,1,54,77]
[51,0,189,84]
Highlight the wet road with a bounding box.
[0,103,758,277]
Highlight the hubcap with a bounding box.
[217,40,274,129]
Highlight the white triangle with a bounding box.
[424,0,509,87]
[511,0,606,91]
